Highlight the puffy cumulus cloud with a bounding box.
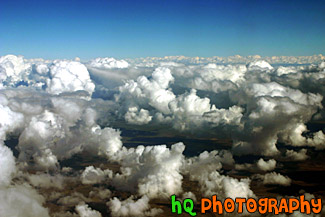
[0,93,24,186]
[319,61,325,69]
[0,86,124,216]
[0,89,122,170]
[81,166,113,185]
[235,158,277,172]
[182,149,234,177]
[2,53,325,216]
[207,175,256,202]
[307,130,325,150]
[272,62,325,100]
[256,158,276,171]
[112,143,185,199]
[0,184,50,217]
[279,124,325,150]
[281,123,310,147]
[75,203,102,217]
[0,94,24,140]
[89,188,112,200]
[117,66,175,114]
[117,67,244,132]
[18,110,63,169]
[191,170,255,199]
[275,66,298,76]
[0,55,31,86]
[201,105,243,127]
[0,144,16,186]
[113,59,322,156]
[124,107,152,125]
[168,89,243,131]
[261,172,292,186]
[182,63,247,93]
[51,211,78,217]
[222,176,256,199]
[200,63,247,84]
[285,149,309,161]
[46,60,95,95]
[232,82,323,155]
[0,55,96,97]
[134,61,246,94]
[247,82,322,106]
[27,173,65,189]
[234,163,254,171]
[182,149,254,200]
[0,88,52,217]
[88,57,129,69]
[57,192,90,207]
[72,114,121,160]
[247,60,274,71]
[108,196,163,217]
[168,89,217,122]
[86,59,154,92]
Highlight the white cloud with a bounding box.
[247,60,274,71]
[0,55,31,86]
[81,166,113,185]
[75,203,102,217]
[182,149,255,200]
[193,170,256,199]
[262,172,292,186]
[88,57,129,69]
[285,149,309,161]
[307,130,325,150]
[125,107,152,125]
[256,158,276,171]
[0,185,50,217]
[112,143,185,199]
[117,66,176,115]
[46,60,95,95]
[27,173,65,189]
[1,54,325,217]
[108,196,162,217]
[0,144,16,186]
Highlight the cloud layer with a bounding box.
[0,54,324,216]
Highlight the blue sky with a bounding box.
[1,0,325,59]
